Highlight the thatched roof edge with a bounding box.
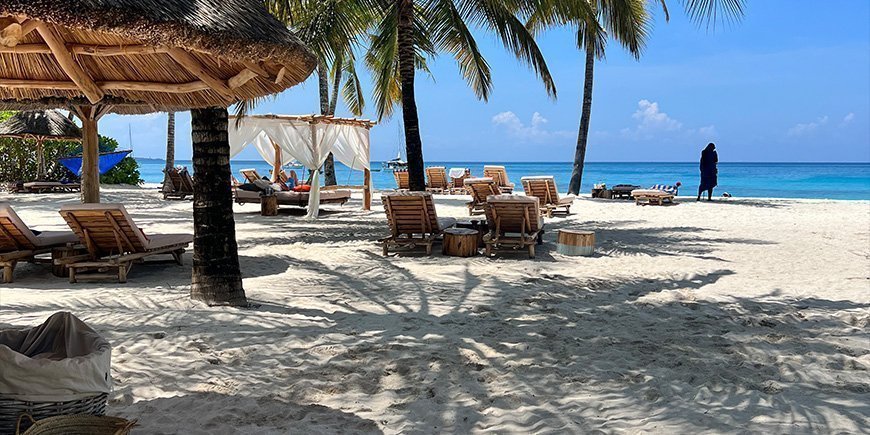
[0,109,82,140]
[0,0,316,77]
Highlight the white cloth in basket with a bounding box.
[0,312,112,402]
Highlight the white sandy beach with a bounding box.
[1,185,868,434]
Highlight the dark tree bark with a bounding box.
[190,107,247,307]
[398,0,426,191]
[162,112,176,188]
[568,41,595,196]
[317,59,339,186]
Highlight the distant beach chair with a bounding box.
[483,195,544,258]
[240,168,264,184]
[483,165,515,193]
[0,203,78,283]
[448,168,471,194]
[18,181,81,194]
[162,166,194,200]
[464,177,499,216]
[610,184,641,200]
[425,166,449,193]
[58,204,193,283]
[393,170,410,190]
[521,176,575,218]
[631,184,678,206]
[380,191,456,256]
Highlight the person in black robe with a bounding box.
[698,143,718,201]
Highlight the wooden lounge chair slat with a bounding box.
[59,203,192,283]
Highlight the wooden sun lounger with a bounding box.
[0,203,79,283]
[240,168,264,184]
[483,195,544,258]
[449,168,471,194]
[464,177,498,216]
[631,189,675,206]
[234,188,351,207]
[393,170,410,190]
[483,165,515,194]
[380,191,456,256]
[58,203,192,283]
[425,167,449,193]
[162,167,194,200]
[521,176,575,218]
[19,182,81,194]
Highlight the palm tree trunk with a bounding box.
[568,41,595,196]
[316,60,339,186]
[162,112,175,188]
[398,0,425,191]
[328,58,343,115]
[35,139,45,181]
[189,107,247,307]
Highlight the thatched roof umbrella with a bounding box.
[0,0,316,201]
[0,110,81,180]
[0,0,317,305]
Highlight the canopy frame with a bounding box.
[229,114,375,217]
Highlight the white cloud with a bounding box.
[632,99,683,132]
[619,99,713,141]
[491,111,572,142]
[840,112,855,126]
[788,115,829,136]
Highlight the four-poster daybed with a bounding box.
[229,114,375,218]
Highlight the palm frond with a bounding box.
[462,0,558,98]
[428,0,493,100]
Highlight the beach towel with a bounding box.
[449,168,467,179]
[650,184,679,195]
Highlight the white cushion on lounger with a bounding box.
[631,189,673,197]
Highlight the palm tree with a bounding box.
[267,0,368,185]
[161,112,175,189]
[189,107,247,306]
[366,0,564,190]
[532,0,745,195]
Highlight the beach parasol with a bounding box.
[0,0,317,202]
[0,109,80,180]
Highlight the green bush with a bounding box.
[0,111,143,185]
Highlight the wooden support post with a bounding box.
[363,168,372,211]
[73,105,101,203]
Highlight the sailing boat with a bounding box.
[383,151,407,170]
[382,119,408,170]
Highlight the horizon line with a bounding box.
[133,157,870,165]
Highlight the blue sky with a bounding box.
[100,0,870,163]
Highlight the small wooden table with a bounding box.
[455,220,488,248]
[556,230,595,256]
[51,244,87,277]
[442,228,479,257]
[260,193,278,216]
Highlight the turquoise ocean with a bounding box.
[135,159,870,200]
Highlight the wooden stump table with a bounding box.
[442,228,479,257]
[51,244,87,278]
[556,230,595,256]
[260,193,278,216]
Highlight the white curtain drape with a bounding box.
[228,116,371,218]
[331,125,371,170]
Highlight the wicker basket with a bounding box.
[16,414,134,435]
[0,393,108,434]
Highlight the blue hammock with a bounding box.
[58,150,132,176]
